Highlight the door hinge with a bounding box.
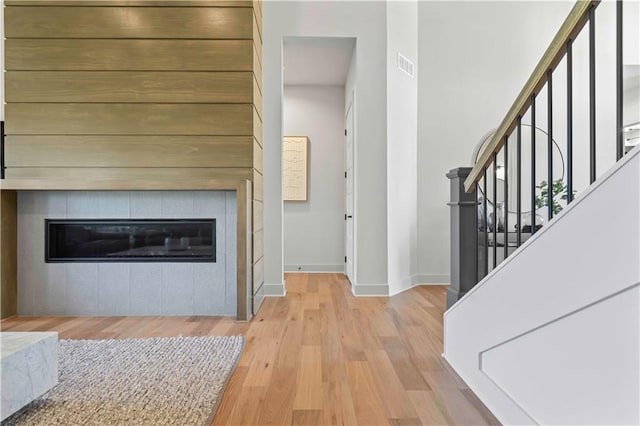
[345,129,347,136]
[344,256,347,263]
[344,213,347,220]
[344,171,347,178]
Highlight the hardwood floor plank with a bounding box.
[351,306,383,350]
[210,366,249,425]
[381,336,432,391]
[322,381,358,426]
[318,278,332,304]
[242,339,277,387]
[306,274,319,293]
[389,418,424,426]
[431,386,494,426]
[255,366,296,426]
[220,385,266,426]
[303,292,320,310]
[407,390,455,426]
[365,298,401,337]
[291,409,322,426]
[345,360,390,426]
[319,302,348,383]
[292,345,323,410]
[275,315,304,369]
[0,273,497,426]
[302,309,321,345]
[365,349,420,419]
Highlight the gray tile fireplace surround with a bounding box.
[17,191,237,316]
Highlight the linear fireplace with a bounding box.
[17,190,237,317]
[46,219,216,262]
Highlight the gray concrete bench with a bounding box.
[1,332,58,421]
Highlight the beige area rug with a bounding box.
[2,336,244,426]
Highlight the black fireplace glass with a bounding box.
[46,219,215,262]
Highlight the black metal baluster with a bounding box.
[589,5,596,183]
[516,116,522,246]
[567,39,574,204]
[483,169,488,274]
[531,95,537,235]
[547,70,554,220]
[616,0,624,161]
[503,137,509,260]
[493,153,498,268]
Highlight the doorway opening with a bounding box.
[282,37,357,285]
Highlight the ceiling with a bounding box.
[283,37,356,86]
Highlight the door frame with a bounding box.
[345,89,357,288]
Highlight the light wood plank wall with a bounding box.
[0,192,18,319]
[2,0,264,317]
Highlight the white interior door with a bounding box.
[345,99,355,284]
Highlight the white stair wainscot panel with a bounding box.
[444,147,640,425]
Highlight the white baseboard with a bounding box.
[263,282,286,297]
[284,264,345,273]
[390,276,421,296]
[388,274,449,296]
[351,283,389,297]
[412,274,450,285]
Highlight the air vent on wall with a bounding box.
[397,53,415,78]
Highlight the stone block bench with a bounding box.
[1,332,58,421]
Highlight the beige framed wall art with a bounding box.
[283,136,309,201]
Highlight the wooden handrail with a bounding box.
[464,0,600,192]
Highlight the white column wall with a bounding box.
[386,0,419,295]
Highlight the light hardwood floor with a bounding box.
[1,273,499,426]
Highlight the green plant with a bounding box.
[535,179,575,215]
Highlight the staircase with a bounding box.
[445,148,639,424]
[444,1,640,424]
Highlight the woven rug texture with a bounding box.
[2,335,244,426]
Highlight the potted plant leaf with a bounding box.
[534,179,576,216]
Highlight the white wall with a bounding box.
[17,191,237,316]
[417,1,575,283]
[386,0,419,295]
[263,1,388,294]
[283,85,346,272]
[625,71,640,126]
[444,148,640,425]
[622,0,640,126]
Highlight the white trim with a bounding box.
[345,85,358,287]
[263,282,287,297]
[388,275,448,296]
[412,274,450,285]
[389,281,421,296]
[351,283,389,297]
[284,264,345,273]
